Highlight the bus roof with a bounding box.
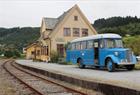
[71,34,122,43]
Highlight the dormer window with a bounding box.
[74,16,78,21]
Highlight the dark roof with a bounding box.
[43,7,72,30]
[44,18,58,30]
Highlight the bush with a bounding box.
[4,50,21,58]
[50,51,59,63]
[13,50,21,57]
[123,36,140,55]
[4,51,13,58]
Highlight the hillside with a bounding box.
[0,27,40,52]
[0,16,140,55]
[93,16,140,36]
[93,16,140,55]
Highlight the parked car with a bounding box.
[136,56,140,61]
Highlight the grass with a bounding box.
[135,62,140,70]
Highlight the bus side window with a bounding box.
[100,39,104,48]
[76,42,81,50]
[87,40,94,49]
[71,43,76,50]
[67,44,71,50]
[81,41,87,50]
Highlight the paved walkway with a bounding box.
[16,60,140,91]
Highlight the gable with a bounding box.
[63,9,86,27]
[40,18,53,39]
[61,9,94,34]
[49,5,97,38]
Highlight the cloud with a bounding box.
[0,0,140,27]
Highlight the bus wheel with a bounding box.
[78,59,85,69]
[95,66,99,69]
[106,58,115,72]
[125,65,135,70]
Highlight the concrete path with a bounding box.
[16,60,140,91]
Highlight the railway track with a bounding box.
[2,60,87,95]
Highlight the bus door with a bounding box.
[94,40,99,64]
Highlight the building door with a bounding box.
[45,46,49,56]
[57,44,64,57]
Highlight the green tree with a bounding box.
[13,50,21,57]
[4,51,13,58]
[123,36,140,55]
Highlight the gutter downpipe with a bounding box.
[48,37,51,58]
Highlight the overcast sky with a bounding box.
[0,0,140,28]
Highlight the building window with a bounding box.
[57,44,64,57]
[45,46,49,56]
[73,28,80,37]
[63,28,71,36]
[37,50,40,56]
[82,28,88,37]
[43,46,45,55]
[31,51,34,55]
[74,16,78,21]
[41,46,43,55]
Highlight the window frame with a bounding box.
[82,28,88,37]
[71,43,76,50]
[87,40,94,49]
[63,28,71,37]
[74,16,78,21]
[73,28,80,37]
[94,39,99,48]
[80,41,87,50]
[75,42,81,50]
[99,39,105,48]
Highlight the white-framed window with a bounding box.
[82,28,88,37]
[64,28,71,36]
[73,28,80,37]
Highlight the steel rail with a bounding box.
[4,60,87,95]
[2,60,44,95]
[12,61,87,95]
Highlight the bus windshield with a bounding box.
[105,39,123,48]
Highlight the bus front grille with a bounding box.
[126,50,132,62]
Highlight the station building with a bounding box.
[26,4,97,61]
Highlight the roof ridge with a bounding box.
[43,17,57,19]
[43,4,77,32]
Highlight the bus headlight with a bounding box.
[114,52,119,56]
[132,51,134,55]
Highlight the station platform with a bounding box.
[16,60,140,93]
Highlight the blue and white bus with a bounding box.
[66,34,137,72]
